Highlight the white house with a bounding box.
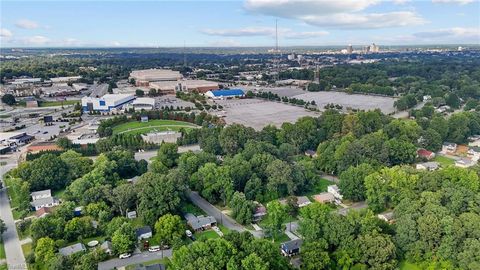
[30,197,60,211]
[31,189,52,201]
[135,226,152,240]
[467,147,480,161]
[416,162,440,171]
[327,185,343,200]
[441,142,457,154]
[455,158,476,168]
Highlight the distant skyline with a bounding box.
[1,0,479,48]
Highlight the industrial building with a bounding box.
[149,79,219,94]
[132,97,156,110]
[130,69,182,86]
[205,89,244,99]
[81,94,135,112]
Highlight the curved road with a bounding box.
[0,154,27,270]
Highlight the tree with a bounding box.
[219,124,256,155]
[384,138,417,166]
[157,143,179,168]
[339,163,375,202]
[0,218,6,234]
[229,192,254,225]
[59,150,92,180]
[135,89,145,97]
[112,184,137,216]
[64,216,95,241]
[35,237,56,264]
[301,240,331,270]
[357,232,397,270]
[112,223,136,254]
[241,253,269,270]
[1,94,16,105]
[265,201,287,241]
[266,159,295,199]
[154,214,185,246]
[136,172,183,226]
[13,153,69,190]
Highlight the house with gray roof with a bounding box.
[281,239,303,257]
[184,213,217,231]
[30,196,60,211]
[136,226,152,240]
[31,189,52,201]
[59,243,86,256]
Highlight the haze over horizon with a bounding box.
[1,0,479,48]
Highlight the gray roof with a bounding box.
[135,226,152,237]
[281,239,303,252]
[100,241,112,250]
[31,189,51,198]
[296,196,311,205]
[418,162,439,169]
[184,213,216,230]
[59,243,86,256]
[30,197,58,208]
[443,142,457,147]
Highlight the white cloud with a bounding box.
[111,41,121,47]
[392,0,411,4]
[15,19,39,29]
[413,27,480,38]
[0,28,13,38]
[201,26,328,39]
[23,35,50,45]
[432,0,475,5]
[243,0,426,29]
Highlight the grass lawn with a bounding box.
[0,264,7,270]
[399,260,422,270]
[112,119,197,135]
[304,178,335,197]
[433,155,455,167]
[180,202,206,216]
[21,243,32,257]
[195,230,220,241]
[125,258,170,270]
[0,238,5,259]
[38,100,79,107]
[52,188,66,200]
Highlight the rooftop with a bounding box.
[130,69,182,81]
[31,189,51,198]
[209,89,244,97]
[58,243,86,256]
[185,213,216,230]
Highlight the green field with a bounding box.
[0,238,5,259]
[304,178,335,197]
[399,261,422,270]
[39,100,80,107]
[112,120,197,135]
[433,155,455,167]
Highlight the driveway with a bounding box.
[337,201,368,216]
[97,249,172,270]
[0,156,27,270]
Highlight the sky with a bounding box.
[0,0,479,47]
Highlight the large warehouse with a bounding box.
[132,97,156,110]
[81,94,135,112]
[205,89,245,99]
[130,69,183,86]
[149,80,219,95]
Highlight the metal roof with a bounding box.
[210,89,244,97]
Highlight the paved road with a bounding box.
[0,156,27,270]
[97,249,172,270]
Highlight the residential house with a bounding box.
[127,210,137,219]
[468,135,480,147]
[467,146,480,161]
[31,189,51,201]
[313,192,335,204]
[280,239,303,257]
[253,203,267,222]
[416,162,440,171]
[296,196,311,208]
[455,158,476,168]
[30,196,60,211]
[377,211,395,224]
[100,241,113,255]
[59,243,86,256]
[136,226,153,240]
[74,206,83,216]
[35,207,52,218]
[417,149,435,160]
[184,213,217,231]
[442,142,457,154]
[327,185,343,200]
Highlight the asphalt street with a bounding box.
[0,155,27,270]
[97,249,172,270]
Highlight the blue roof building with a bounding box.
[206,89,244,99]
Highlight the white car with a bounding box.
[119,253,131,259]
[185,230,193,237]
[148,246,160,252]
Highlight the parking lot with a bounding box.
[155,95,195,110]
[214,99,319,130]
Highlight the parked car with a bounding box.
[186,230,193,237]
[119,253,131,259]
[149,246,160,252]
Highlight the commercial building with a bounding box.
[132,97,156,110]
[130,69,182,86]
[205,89,245,99]
[49,76,82,83]
[0,132,34,148]
[81,94,135,112]
[149,79,219,95]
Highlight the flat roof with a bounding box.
[209,89,244,97]
[130,69,182,81]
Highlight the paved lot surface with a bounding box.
[215,99,318,130]
[293,91,397,114]
[98,249,172,270]
[0,155,27,270]
[155,95,195,110]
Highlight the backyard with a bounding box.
[112,119,198,135]
[433,155,455,167]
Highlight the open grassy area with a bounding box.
[399,260,422,270]
[433,155,455,167]
[21,243,32,257]
[303,178,335,197]
[180,201,206,216]
[195,230,220,241]
[112,119,197,135]
[0,238,5,259]
[39,100,80,107]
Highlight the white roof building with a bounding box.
[81,94,135,112]
[130,69,182,84]
[132,97,156,110]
